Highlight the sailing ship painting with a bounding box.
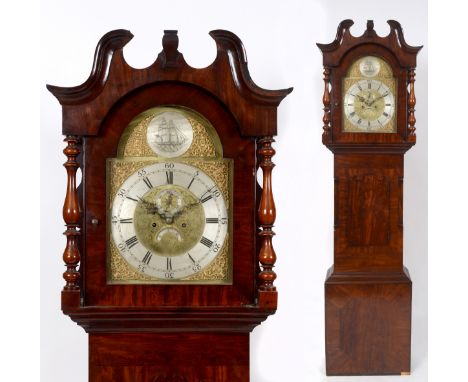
[153,117,188,153]
[147,111,194,158]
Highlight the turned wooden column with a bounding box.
[322,67,331,142]
[257,136,277,293]
[408,68,417,142]
[62,136,81,291]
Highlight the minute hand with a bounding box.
[369,93,389,106]
[172,201,200,218]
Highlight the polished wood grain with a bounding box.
[325,269,411,375]
[318,20,421,376]
[48,29,291,381]
[89,333,249,382]
[334,154,403,273]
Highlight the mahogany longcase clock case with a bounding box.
[47,30,291,381]
[317,20,422,375]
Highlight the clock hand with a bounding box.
[173,200,200,219]
[138,196,163,216]
[369,93,389,106]
[355,94,367,102]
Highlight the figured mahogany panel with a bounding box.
[89,333,249,382]
[334,154,403,272]
[347,174,390,246]
[325,275,411,375]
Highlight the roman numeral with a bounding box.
[166,257,172,270]
[383,112,389,117]
[119,218,133,224]
[143,177,153,189]
[126,196,138,202]
[385,103,391,106]
[367,81,371,89]
[125,236,138,249]
[142,251,152,265]
[357,118,362,124]
[200,194,213,203]
[188,253,196,264]
[166,171,173,184]
[367,121,370,127]
[357,84,362,90]
[200,236,213,248]
[205,217,219,224]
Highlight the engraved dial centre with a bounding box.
[134,185,205,256]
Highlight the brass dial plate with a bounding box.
[107,106,232,285]
[343,56,397,133]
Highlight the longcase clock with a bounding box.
[47,29,291,381]
[317,20,422,375]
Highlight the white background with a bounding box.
[10,0,468,382]
[38,0,428,381]
[38,0,429,381]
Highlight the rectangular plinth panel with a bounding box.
[325,275,411,375]
[89,332,249,382]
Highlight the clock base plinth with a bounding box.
[89,332,249,382]
[325,267,412,376]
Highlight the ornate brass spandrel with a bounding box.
[106,158,232,284]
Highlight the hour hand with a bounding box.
[138,196,160,215]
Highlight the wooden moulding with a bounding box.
[47,29,292,137]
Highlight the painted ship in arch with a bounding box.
[152,117,189,153]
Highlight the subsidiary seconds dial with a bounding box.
[110,162,228,280]
[344,79,395,131]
